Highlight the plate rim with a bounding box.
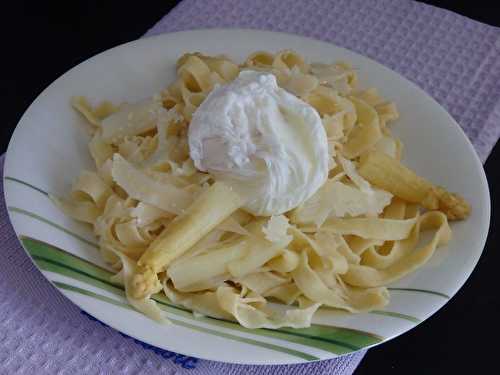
[2,27,491,365]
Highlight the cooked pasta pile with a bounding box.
[57,50,470,328]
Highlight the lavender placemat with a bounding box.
[1,1,499,374]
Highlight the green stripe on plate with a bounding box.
[34,257,123,296]
[21,236,383,355]
[9,206,99,249]
[24,236,115,285]
[53,281,318,361]
[4,176,49,196]
[388,288,450,300]
[370,310,421,323]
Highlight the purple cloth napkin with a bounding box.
[1,1,499,374]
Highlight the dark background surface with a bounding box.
[1,1,498,374]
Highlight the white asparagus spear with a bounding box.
[130,181,243,298]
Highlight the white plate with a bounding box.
[3,29,490,365]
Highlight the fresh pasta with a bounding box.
[59,50,470,329]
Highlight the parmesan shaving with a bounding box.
[111,153,192,215]
[101,97,165,142]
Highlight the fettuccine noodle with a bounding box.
[58,50,470,328]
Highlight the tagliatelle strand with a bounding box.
[342,211,451,287]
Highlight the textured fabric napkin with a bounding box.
[1,1,499,374]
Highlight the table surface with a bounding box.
[1,1,498,374]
